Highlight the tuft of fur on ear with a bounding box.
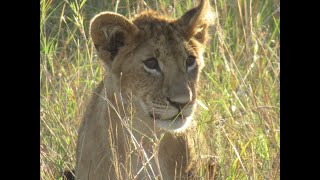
[90,12,139,67]
[173,0,215,44]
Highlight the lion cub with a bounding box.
[75,0,213,179]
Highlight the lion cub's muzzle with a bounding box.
[149,101,195,121]
[149,101,195,132]
[166,97,189,111]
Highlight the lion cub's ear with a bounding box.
[174,0,214,45]
[90,12,139,67]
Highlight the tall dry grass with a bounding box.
[40,0,280,179]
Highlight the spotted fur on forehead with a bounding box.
[133,11,181,48]
[131,11,203,62]
[132,11,175,37]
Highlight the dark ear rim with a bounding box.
[173,0,214,43]
[89,12,139,48]
[89,12,140,65]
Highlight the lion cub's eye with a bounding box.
[143,58,160,71]
[186,55,196,71]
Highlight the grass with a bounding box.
[40,0,280,179]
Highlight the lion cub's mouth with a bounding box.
[149,113,193,132]
[149,113,183,121]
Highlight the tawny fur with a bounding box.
[75,0,214,179]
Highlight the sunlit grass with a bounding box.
[40,0,280,179]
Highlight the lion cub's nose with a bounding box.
[167,90,192,110]
[164,74,193,110]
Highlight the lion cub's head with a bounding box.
[90,0,213,132]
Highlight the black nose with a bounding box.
[166,97,189,110]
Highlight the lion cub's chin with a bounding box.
[155,116,193,133]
